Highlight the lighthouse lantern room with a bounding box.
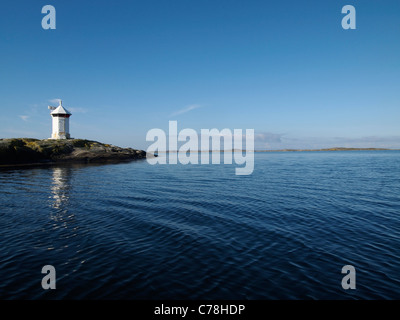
[48,100,72,139]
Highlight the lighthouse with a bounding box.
[48,100,72,139]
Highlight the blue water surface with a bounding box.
[0,151,399,299]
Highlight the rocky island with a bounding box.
[0,138,149,167]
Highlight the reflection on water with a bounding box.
[50,167,72,209]
[49,166,73,225]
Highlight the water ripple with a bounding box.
[1,152,400,299]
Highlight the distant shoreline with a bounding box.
[156,148,399,153]
[256,147,399,152]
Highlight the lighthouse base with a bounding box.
[49,133,71,140]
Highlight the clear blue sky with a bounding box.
[1,0,399,149]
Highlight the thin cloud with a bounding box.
[68,107,88,113]
[332,136,400,144]
[255,132,284,143]
[170,104,201,117]
[19,115,29,121]
[4,128,39,136]
[261,135,400,150]
[48,98,61,105]
[48,99,85,112]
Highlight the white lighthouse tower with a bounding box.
[48,100,72,139]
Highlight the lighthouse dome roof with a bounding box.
[51,105,72,115]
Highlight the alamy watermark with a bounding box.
[40,4,357,31]
[341,265,356,290]
[41,265,56,290]
[146,121,255,175]
[41,5,56,30]
[342,5,356,30]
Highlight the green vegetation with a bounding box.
[0,138,73,164]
